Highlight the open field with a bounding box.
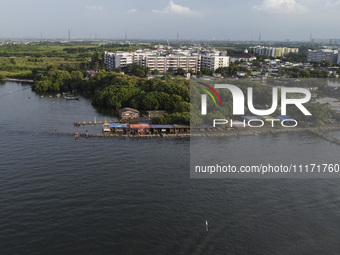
[0,42,149,78]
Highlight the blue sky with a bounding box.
[1,0,340,41]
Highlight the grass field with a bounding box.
[0,42,147,78]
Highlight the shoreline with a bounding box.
[4,78,34,83]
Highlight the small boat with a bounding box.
[102,123,110,132]
[65,96,79,100]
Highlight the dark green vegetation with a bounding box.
[279,67,330,78]
[32,67,84,92]
[215,63,252,77]
[89,73,190,111]
[32,70,190,124]
[91,73,190,125]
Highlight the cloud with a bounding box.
[127,9,137,13]
[86,6,103,11]
[152,1,200,16]
[253,0,308,14]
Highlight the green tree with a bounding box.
[0,74,6,81]
[176,67,186,75]
[122,63,148,77]
[151,69,160,75]
[167,67,174,75]
[143,92,160,110]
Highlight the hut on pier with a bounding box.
[110,123,128,133]
[150,124,175,134]
[173,124,190,133]
[129,123,151,135]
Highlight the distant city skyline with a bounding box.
[1,0,340,41]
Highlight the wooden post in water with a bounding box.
[206,221,208,232]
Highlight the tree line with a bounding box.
[32,70,191,124]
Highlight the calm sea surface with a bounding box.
[1,82,340,254]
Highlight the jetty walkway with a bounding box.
[73,124,340,144]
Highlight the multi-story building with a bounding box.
[132,50,156,66]
[104,51,133,70]
[307,49,339,64]
[200,52,230,70]
[252,46,299,58]
[230,49,257,63]
[104,51,115,70]
[104,49,230,73]
[144,54,200,73]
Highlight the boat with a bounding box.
[65,96,79,100]
[102,123,111,132]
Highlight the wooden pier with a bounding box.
[74,120,117,126]
[72,121,340,142]
[74,116,151,126]
[74,117,119,126]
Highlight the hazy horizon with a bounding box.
[1,0,340,41]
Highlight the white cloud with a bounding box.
[253,0,307,14]
[86,6,103,11]
[127,9,137,13]
[152,1,200,16]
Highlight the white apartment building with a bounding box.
[144,54,200,73]
[252,46,299,58]
[307,49,339,64]
[104,51,133,70]
[104,49,230,73]
[200,52,230,70]
[132,50,156,67]
[104,51,115,70]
